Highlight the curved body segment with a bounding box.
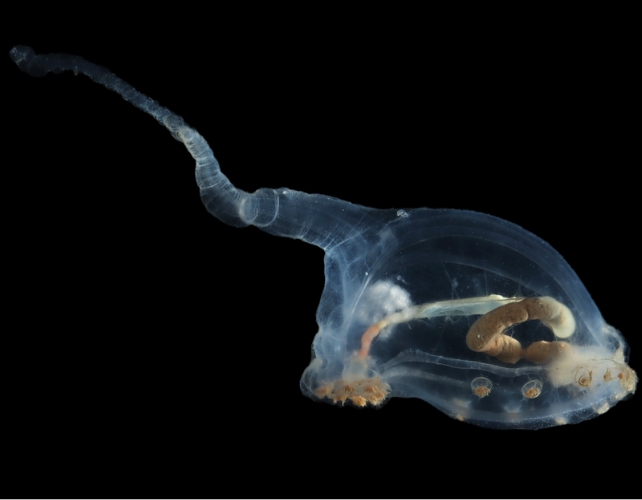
[11,46,636,429]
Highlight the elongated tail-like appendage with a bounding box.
[9,45,369,249]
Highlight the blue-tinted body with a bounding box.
[11,46,636,429]
[300,207,635,428]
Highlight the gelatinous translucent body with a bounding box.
[11,46,636,429]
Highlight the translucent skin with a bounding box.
[11,46,636,429]
[300,208,636,428]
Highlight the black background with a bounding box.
[4,15,639,499]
